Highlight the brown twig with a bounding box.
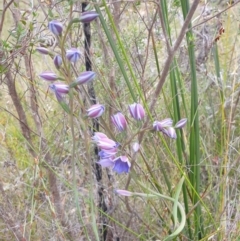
[0,0,15,36]
[191,0,240,30]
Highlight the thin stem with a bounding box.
[0,0,14,36]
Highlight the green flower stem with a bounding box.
[57,18,91,239]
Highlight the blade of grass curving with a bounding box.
[180,0,203,239]
[173,62,193,239]
[172,176,185,231]
[170,63,193,240]
[160,1,192,238]
[134,178,186,241]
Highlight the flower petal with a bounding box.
[87,104,105,118]
[175,118,187,129]
[113,156,131,174]
[129,103,145,120]
[80,11,99,23]
[66,48,81,63]
[39,71,58,81]
[111,112,127,131]
[97,158,115,168]
[53,55,62,69]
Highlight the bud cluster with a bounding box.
[92,132,131,174]
[92,102,187,174]
[36,11,188,181]
[37,12,99,105]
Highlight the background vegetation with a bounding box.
[0,0,240,240]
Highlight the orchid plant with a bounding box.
[36,7,188,241]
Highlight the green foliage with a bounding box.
[5,120,31,168]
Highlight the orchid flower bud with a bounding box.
[115,189,133,196]
[128,103,145,120]
[70,71,96,87]
[80,11,99,23]
[48,20,63,36]
[97,158,115,168]
[92,132,108,142]
[53,55,62,69]
[36,47,49,55]
[163,127,177,139]
[49,83,69,102]
[111,112,127,131]
[132,142,140,152]
[99,149,118,159]
[153,118,173,131]
[49,83,69,94]
[86,104,105,118]
[66,48,81,63]
[175,118,187,129]
[112,156,131,174]
[97,138,119,150]
[39,71,58,81]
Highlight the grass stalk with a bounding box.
[160,0,192,238]
[180,0,203,239]
[212,39,228,239]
